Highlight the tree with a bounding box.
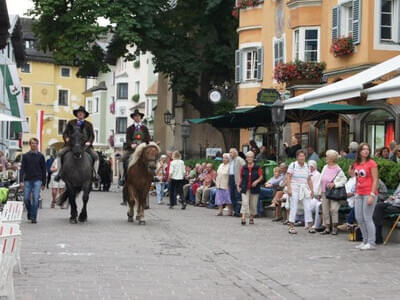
[30,0,239,148]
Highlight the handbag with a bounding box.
[325,169,347,201]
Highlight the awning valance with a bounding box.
[364,76,400,101]
[284,55,400,109]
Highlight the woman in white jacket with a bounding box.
[169,151,186,209]
[317,150,347,235]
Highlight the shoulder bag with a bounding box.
[325,169,347,201]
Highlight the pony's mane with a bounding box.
[128,142,161,169]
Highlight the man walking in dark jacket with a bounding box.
[20,138,46,223]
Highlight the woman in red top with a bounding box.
[353,143,379,251]
[237,151,263,225]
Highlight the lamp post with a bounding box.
[181,120,191,159]
[163,110,173,125]
[271,98,286,163]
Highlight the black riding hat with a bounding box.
[130,109,144,119]
[73,106,89,118]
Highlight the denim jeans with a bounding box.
[208,188,217,208]
[229,175,242,215]
[257,187,274,216]
[188,186,195,204]
[346,207,355,224]
[24,180,42,221]
[155,182,165,203]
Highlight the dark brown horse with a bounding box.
[126,142,160,224]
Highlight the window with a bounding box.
[332,0,361,44]
[58,119,67,135]
[25,117,30,133]
[60,67,71,77]
[273,37,285,67]
[25,39,35,49]
[117,83,128,99]
[94,129,99,144]
[135,81,140,95]
[86,99,93,114]
[116,117,127,134]
[341,3,353,37]
[94,97,99,113]
[22,86,31,103]
[21,62,31,73]
[293,27,320,62]
[380,0,399,41]
[58,89,69,106]
[235,47,263,83]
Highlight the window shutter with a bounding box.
[235,49,242,83]
[256,47,263,81]
[332,6,341,40]
[352,0,362,44]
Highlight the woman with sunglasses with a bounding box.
[353,143,379,250]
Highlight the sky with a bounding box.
[6,0,33,16]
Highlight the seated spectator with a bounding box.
[339,149,348,158]
[307,146,320,162]
[374,148,382,158]
[270,163,288,222]
[345,142,358,159]
[257,167,284,217]
[390,145,400,163]
[215,153,232,216]
[309,160,322,232]
[183,164,202,204]
[381,147,390,159]
[195,163,216,207]
[373,180,400,244]
[267,147,277,161]
[337,165,357,232]
[256,146,268,161]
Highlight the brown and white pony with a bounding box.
[126,142,160,224]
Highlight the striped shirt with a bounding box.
[287,161,310,185]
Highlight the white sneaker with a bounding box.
[355,243,366,249]
[360,243,376,251]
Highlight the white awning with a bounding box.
[364,76,400,101]
[284,55,400,110]
[0,113,24,122]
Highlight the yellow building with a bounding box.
[236,0,400,154]
[19,18,87,155]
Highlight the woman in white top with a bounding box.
[168,151,186,209]
[286,149,314,234]
[215,153,232,216]
[49,158,66,208]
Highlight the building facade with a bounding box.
[236,0,400,154]
[19,18,87,155]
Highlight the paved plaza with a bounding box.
[14,186,400,300]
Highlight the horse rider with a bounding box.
[119,109,150,185]
[55,106,99,181]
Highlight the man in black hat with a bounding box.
[119,109,150,186]
[55,106,99,181]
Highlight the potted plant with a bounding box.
[131,94,140,102]
[330,36,355,57]
[273,61,326,86]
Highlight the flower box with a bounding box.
[273,61,326,84]
[330,36,354,57]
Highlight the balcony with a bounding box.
[287,0,322,10]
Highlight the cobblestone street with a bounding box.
[15,187,400,300]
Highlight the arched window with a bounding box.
[364,109,395,154]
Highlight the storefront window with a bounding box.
[364,109,395,155]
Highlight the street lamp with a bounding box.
[181,120,191,159]
[163,110,174,125]
[271,98,286,163]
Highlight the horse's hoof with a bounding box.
[135,215,140,221]
[128,216,134,222]
[78,216,87,223]
[138,220,146,225]
[69,217,78,224]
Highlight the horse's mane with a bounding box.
[128,142,161,169]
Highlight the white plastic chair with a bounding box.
[0,223,21,300]
[0,202,23,274]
